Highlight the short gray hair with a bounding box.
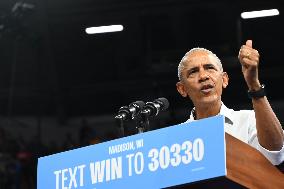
[177,47,223,80]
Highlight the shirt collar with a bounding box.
[188,102,234,125]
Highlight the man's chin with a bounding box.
[198,96,219,105]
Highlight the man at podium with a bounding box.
[176,39,284,165]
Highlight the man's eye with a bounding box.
[207,66,216,70]
[188,70,197,76]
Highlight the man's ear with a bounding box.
[222,72,229,88]
[176,81,187,97]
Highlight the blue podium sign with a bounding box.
[37,115,226,189]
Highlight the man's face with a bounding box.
[176,51,228,106]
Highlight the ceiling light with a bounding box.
[85,25,123,34]
[241,9,279,19]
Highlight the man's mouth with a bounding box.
[200,84,214,94]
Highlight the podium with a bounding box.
[171,133,284,189]
[37,116,284,189]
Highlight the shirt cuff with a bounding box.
[256,142,284,165]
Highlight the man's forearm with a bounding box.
[253,97,284,151]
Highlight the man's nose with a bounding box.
[198,69,209,82]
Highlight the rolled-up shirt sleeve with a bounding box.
[249,123,284,165]
[247,111,284,165]
[256,138,284,165]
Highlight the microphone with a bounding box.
[115,101,145,121]
[141,97,169,117]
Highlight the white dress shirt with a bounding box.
[185,103,284,165]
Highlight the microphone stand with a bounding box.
[115,115,125,137]
[135,110,151,133]
[115,107,152,135]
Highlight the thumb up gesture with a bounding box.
[238,40,261,91]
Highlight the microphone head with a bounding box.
[129,100,145,109]
[154,97,169,111]
[115,101,145,121]
[116,106,131,121]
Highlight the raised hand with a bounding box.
[238,40,261,90]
